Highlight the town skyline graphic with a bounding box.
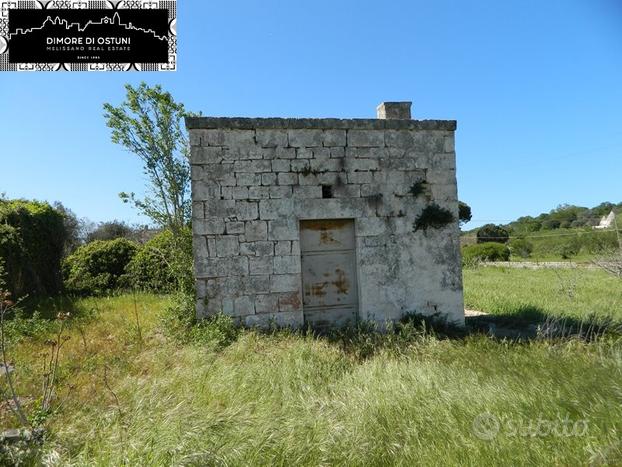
[9,11,168,42]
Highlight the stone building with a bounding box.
[186,102,464,329]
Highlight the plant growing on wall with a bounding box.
[103,83,198,232]
[413,204,455,232]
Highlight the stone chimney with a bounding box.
[376,101,412,120]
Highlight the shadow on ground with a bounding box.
[465,305,622,340]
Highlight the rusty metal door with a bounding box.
[300,219,358,328]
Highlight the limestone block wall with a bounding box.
[186,111,464,328]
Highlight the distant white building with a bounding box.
[594,211,616,230]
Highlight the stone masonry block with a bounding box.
[444,135,455,153]
[232,186,249,199]
[239,241,274,256]
[278,292,303,312]
[245,275,271,294]
[205,200,235,218]
[333,184,360,198]
[215,236,239,257]
[256,129,288,147]
[293,186,322,199]
[261,173,277,186]
[235,201,259,220]
[270,274,301,293]
[259,199,294,220]
[323,129,346,147]
[347,172,374,184]
[287,129,323,148]
[245,220,268,241]
[223,130,256,147]
[234,295,255,317]
[310,158,342,172]
[348,158,379,171]
[236,173,262,186]
[226,221,245,234]
[290,159,310,172]
[291,240,301,256]
[347,130,385,147]
[269,186,292,199]
[312,148,331,159]
[192,147,224,165]
[248,186,270,199]
[195,218,225,235]
[244,311,303,328]
[268,218,299,241]
[317,172,340,185]
[276,147,296,159]
[271,159,290,172]
[330,147,345,158]
[275,241,291,256]
[356,217,388,237]
[249,256,273,275]
[277,172,298,185]
[296,148,314,159]
[192,201,204,220]
[384,130,414,148]
[298,173,319,185]
[254,294,280,314]
[234,160,272,173]
[195,256,249,278]
[273,255,301,274]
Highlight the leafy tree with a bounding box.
[462,242,510,265]
[476,224,509,244]
[508,238,533,258]
[53,201,88,255]
[0,199,66,296]
[103,83,197,231]
[477,224,510,243]
[63,239,138,295]
[458,201,472,226]
[86,220,134,243]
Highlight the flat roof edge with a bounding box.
[185,117,457,131]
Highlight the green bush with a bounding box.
[0,199,66,297]
[63,239,138,295]
[126,228,193,293]
[462,242,510,265]
[160,292,239,349]
[554,237,582,259]
[476,224,509,244]
[508,238,533,258]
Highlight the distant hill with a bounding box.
[506,202,622,233]
[461,201,622,261]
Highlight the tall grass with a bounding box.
[464,267,622,322]
[1,270,621,465]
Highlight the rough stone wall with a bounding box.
[187,116,464,328]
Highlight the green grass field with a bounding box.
[1,269,621,465]
[464,267,622,322]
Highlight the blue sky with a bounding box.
[1,0,621,228]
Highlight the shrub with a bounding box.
[126,228,193,293]
[462,242,510,265]
[508,238,533,258]
[413,204,455,232]
[0,199,66,297]
[63,239,138,295]
[555,237,582,260]
[458,201,472,225]
[160,292,239,349]
[476,224,509,244]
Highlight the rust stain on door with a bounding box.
[300,219,358,328]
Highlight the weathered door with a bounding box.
[300,219,358,328]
